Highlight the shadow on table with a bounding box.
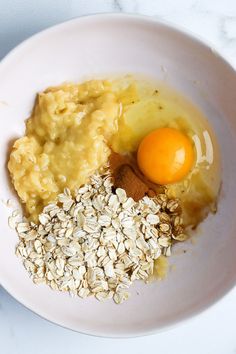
[0,1,75,60]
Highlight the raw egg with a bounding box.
[112,77,221,227]
[137,127,195,185]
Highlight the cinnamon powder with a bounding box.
[109,152,164,201]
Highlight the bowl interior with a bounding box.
[0,14,236,337]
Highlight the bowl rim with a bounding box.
[1,12,236,338]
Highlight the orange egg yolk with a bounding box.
[137,127,195,185]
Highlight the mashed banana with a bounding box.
[8,80,120,219]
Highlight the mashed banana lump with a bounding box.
[8,80,120,219]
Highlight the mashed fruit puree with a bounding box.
[8,80,121,219]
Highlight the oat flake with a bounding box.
[13,170,183,304]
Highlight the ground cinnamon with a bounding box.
[113,164,149,201]
[109,151,164,201]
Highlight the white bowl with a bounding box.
[0,14,236,337]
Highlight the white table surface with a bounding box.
[0,1,236,353]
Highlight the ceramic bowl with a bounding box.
[0,14,236,337]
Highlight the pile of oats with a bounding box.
[10,171,186,304]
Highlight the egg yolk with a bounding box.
[137,127,195,185]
